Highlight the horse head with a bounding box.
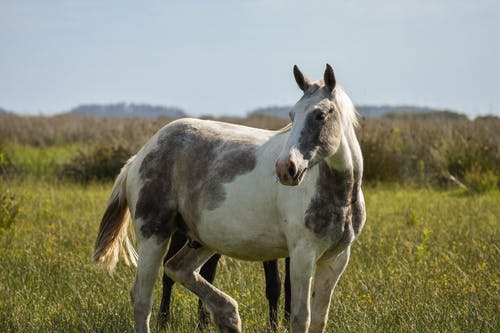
[276,64,345,186]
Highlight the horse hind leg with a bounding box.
[197,253,222,331]
[131,207,180,333]
[165,244,242,333]
[157,232,222,332]
[157,231,188,330]
[130,233,170,333]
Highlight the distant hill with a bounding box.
[474,114,500,122]
[248,104,466,119]
[67,103,187,119]
[1,103,471,120]
[248,105,293,118]
[356,105,430,118]
[357,105,467,119]
[0,107,14,115]
[248,106,292,118]
[384,109,468,120]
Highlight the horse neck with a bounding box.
[329,86,363,181]
[321,123,363,205]
[327,120,362,175]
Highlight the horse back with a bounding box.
[128,118,276,241]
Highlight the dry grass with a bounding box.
[1,114,499,191]
[0,180,498,332]
[0,114,287,150]
[356,116,499,190]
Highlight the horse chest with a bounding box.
[305,200,356,247]
[303,164,363,248]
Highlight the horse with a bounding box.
[157,230,291,331]
[93,64,366,333]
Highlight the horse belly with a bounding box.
[196,175,288,261]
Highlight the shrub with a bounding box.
[59,145,132,183]
[0,146,16,178]
[357,116,500,188]
[464,168,499,193]
[0,190,19,234]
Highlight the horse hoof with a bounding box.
[218,325,241,333]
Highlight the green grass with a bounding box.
[0,180,498,332]
[1,144,83,178]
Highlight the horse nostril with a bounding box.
[288,162,297,180]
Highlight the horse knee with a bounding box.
[212,295,239,317]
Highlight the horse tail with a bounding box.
[93,155,138,272]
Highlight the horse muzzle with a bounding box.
[275,157,308,186]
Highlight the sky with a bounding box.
[1,0,499,118]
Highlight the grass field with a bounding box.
[1,178,498,332]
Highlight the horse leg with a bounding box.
[165,244,242,333]
[284,257,291,323]
[131,236,170,333]
[197,253,222,330]
[309,247,351,333]
[157,231,188,329]
[288,244,316,333]
[263,260,281,331]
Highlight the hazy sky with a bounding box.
[1,0,499,117]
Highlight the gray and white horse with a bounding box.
[93,64,366,333]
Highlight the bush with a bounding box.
[357,117,500,189]
[0,190,19,234]
[464,168,499,193]
[0,146,16,178]
[59,145,132,183]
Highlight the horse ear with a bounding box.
[293,65,311,92]
[324,64,336,92]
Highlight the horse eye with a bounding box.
[289,111,294,121]
[315,112,326,121]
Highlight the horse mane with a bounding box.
[335,85,359,129]
[276,122,292,133]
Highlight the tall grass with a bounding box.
[0,179,498,332]
[1,114,499,190]
[358,116,499,189]
[1,144,82,179]
[0,114,287,150]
